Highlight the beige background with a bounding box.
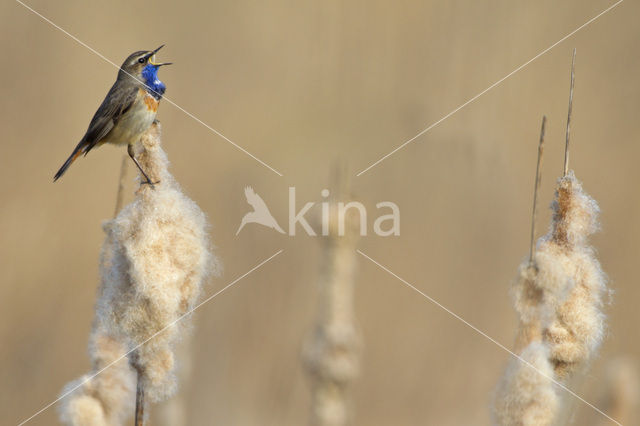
[1,0,638,424]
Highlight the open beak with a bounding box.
[145,45,172,66]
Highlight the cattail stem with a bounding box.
[135,368,145,426]
[563,48,576,177]
[529,116,546,265]
[114,155,128,218]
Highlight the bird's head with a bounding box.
[118,45,172,83]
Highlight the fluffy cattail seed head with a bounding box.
[493,342,559,426]
[60,123,219,424]
[495,171,609,425]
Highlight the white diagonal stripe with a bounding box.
[356,0,623,177]
[357,249,622,426]
[16,249,284,426]
[15,0,283,177]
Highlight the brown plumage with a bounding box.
[54,45,171,184]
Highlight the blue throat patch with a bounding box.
[141,65,166,100]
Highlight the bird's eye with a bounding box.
[138,57,146,63]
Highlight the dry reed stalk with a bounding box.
[114,155,128,218]
[529,116,546,265]
[59,122,219,425]
[134,365,144,426]
[512,116,547,356]
[303,168,361,426]
[563,49,576,177]
[493,117,559,426]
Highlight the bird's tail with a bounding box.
[53,143,86,182]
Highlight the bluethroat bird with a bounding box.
[54,45,172,186]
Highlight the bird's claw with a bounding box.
[141,179,160,188]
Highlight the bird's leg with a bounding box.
[127,143,158,188]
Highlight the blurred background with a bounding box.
[1,0,638,424]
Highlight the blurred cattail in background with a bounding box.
[596,357,639,426]
[59,123,219,425]
[302,167,362,426]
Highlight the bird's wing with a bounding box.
[81,83,139,153]
[244,186,270,212]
